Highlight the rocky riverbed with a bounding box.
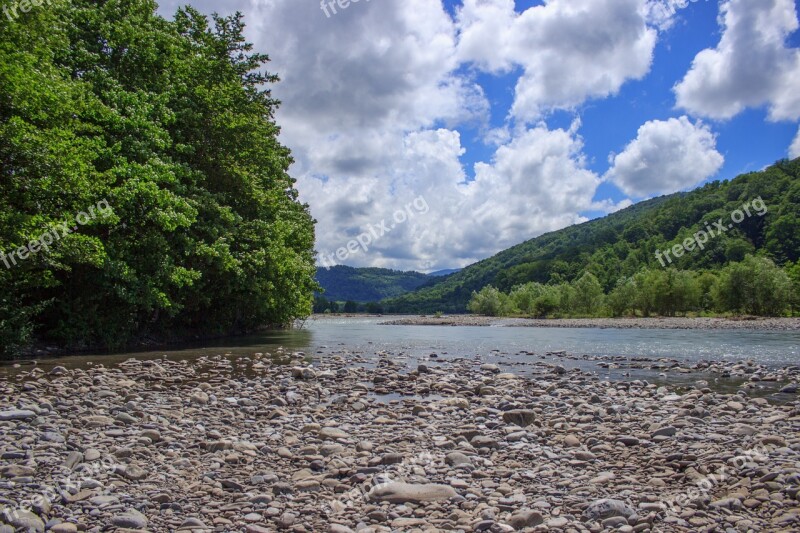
[380,316,800,331]
[1,350,799,532]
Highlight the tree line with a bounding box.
[469,255,800,318]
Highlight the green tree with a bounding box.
[607,277,637,317]
[509,282,546,315]
[712,256,791,315]
[652,269,700,316]
[533,284,562,317]
[786,261,800,315]
[468,286,511,316]
[632,269,659,317]
[570,272,604,315]
[0,1,317,355]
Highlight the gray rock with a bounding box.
[277,512,296,529]
[366,482,457,503]
[470,435,499,449]
[582,499,637,522]
[616,435,640,446]
[651,426,677,437]
[501,409,537,427]
[0,409,36,421]
[179,518,208,528]
[445,451,472,466]
[111,509,148,529]
[508,509,544,529]
[329,525,356,533]
[319,427,349,440]
[119,464,147,481]
[6,510,45,532]
[291,366,316,380]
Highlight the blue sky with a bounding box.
[449,0,799,213]
[159,0,800,271]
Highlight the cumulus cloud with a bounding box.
[155,0,707,270]
[456,0,657,121]
[306,124,603,271]
[153,0,625,270]
[791,127,800,159]
[674,0,800,121]
[605,116,724,198]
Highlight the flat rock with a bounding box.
[445,451,472,466]
[0,409,36,421]
[111,509,148,529]
[366,482,457,503]
[319,427,349,440]
[582,499,637,522]
[501,409,537,427]
[508,509,544,529]
[6,510,45,532]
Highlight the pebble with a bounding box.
[0,350,796,532]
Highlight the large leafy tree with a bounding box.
[1,1,317,355]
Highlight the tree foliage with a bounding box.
[469,256,795,319]
[1,1,317,355]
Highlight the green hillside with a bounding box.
[383,158,800,314]
[315,266,429,303]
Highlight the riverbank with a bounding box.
[381,315,800,330]
[1,351,798,532]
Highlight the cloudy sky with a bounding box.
[159,0,800,272]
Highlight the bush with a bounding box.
[468,286,511,316]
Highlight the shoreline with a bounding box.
[380,315,800,331]
[1,351,798,531]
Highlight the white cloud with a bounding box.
[645,0,704,31]
[152,0,675,271]
[306,124,603,271]
[675,0,800,121]
[456,0,657,121]
[606,116,724,197]
[791,127,800,159]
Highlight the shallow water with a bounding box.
[2,317,798,391]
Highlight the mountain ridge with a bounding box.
[381,158,800,313]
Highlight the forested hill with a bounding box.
[383,158,800,314]
[315,266,429,302]
[1,2,317,355]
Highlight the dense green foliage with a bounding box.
[314,265,430,302]
[385,159,800,314]
[469,255,796,317]
[1,1,317,355]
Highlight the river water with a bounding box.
[3,317,799,392]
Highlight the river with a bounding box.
[3,316,798,392]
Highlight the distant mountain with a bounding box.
[382,158,800,314]
[315,265,429,302]
[428,268,461,277]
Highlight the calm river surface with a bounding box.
[3,317,798,381]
